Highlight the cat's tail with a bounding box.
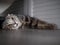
[37,23,57,30]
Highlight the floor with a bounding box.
[0,29,60,45]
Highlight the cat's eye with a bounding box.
[12,17,14,19]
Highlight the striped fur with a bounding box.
[3,14,57,30]
[20,15,57,30]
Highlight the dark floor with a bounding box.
[0,29,60,45]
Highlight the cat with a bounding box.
[2,14,57,30]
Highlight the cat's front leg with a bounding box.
[21,24,25,29]
[22,26,24,29]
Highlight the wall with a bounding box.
[1,0,24,16]
[0,0,15,4]
[0,0,14,15]
[1,0,33,16]
[24,0,33,16]
[33,0,60,29]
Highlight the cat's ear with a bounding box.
[8,14,10,16]
[5,14,10,19]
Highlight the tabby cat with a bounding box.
[2,14,57,30]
